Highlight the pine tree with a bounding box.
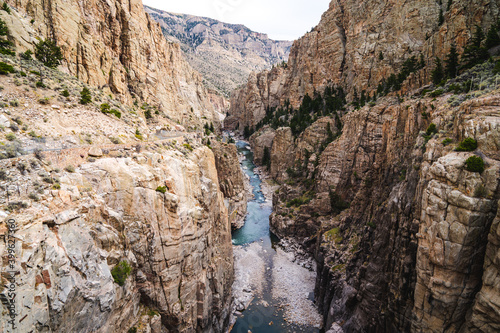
[445,44,459,78]
[419,54,426,69]
[80,87,92,105]
[461,25,488,69]
[431,57,444,85]
[438,8,444,26]
[34,39,63,68]
[486,25,500,49]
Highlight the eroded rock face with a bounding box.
[225,0,499,132]
[211,141,248,229]
[257,92,500,332]
[0,147,233,332]
[5,0,220,127]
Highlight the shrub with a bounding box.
[474,184,487,198]
[2,2,11,14]
[111,261,132,286]
[36,81,46,88]
[80,87,91,104]
[0,62,15,75]
[29,192,40,201]
[19,71,26,77]
[34,39,63,68]
[442,138,452,146]
[39,97,50,104]
[456,137,478,151]
[20,50,33,60]
[61,89,70,97]
[183,143,193,151]
[428,89,444,97]
[464,155,485,173]
[64,165,75,173]
[5,133,15,141]
[128,328,137,333]
[426,123,438,136]
[155,186,167,193]
[52,183,61,189]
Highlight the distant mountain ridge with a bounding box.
[144,5,293,97]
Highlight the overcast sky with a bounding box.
[142,0,331,41]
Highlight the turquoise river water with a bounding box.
[230,141,322,333]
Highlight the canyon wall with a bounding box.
[212,141,248,229]
[0,146,234,332]
[5,0,221,127]
[229,0,500,332]
[226,0,500,132]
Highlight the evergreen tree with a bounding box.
[486,25,500,49]
[445,44,459,78]
[419,54,426,69]
[34,39,63,68]
[431,57,444,85]
[447,0,452,10]
[461,25,488,69]
[438,8,444,26]
[80,87,92,105]
[0,17,13,55]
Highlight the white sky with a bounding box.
[142,0,331,41]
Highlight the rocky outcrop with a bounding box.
[5,0,221,127]
[211,141,248,229]
[225,0,500,132]
[145,6,292,97]
[0,147,233,332]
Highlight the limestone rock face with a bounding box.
[0,148,233,332]
[212,141,248,229]
[225,0,500,131]
[5,0,220,127]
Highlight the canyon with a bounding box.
[1,0,500,332]
[226,0,500,332]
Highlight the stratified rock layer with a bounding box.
[6,0,220,126]
[0,147,233,332]
[226,0,499,131]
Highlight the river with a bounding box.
[230,141,323,333]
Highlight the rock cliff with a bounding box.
[229,0,500,332]
[226,0,500,132]
[212,141,248,229]
[145,6,292,97]
[5,0,221,127]
[0,145,234,332]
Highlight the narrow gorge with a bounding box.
[0,0,500,332]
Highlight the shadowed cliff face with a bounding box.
[5,0,221,127]
[226,0,500,132]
